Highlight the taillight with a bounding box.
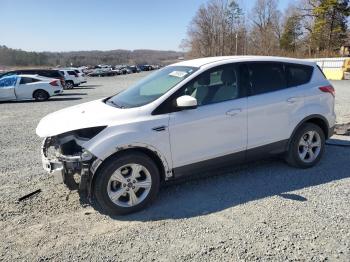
[50,80,59,87]
[319,85,335,97]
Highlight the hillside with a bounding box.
[0,45,184,67]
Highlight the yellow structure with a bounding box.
[323,68,345,80]
[306,58,350,80]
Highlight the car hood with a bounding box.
[36,99,139,137]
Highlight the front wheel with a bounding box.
[93,152,160,215]
[285,123,325,168]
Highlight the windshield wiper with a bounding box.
[107,99,125,109]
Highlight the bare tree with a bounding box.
[184,0,245,58]
[248,0,282,55]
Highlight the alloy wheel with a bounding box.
[107,163,152,207]
[298,130,322,163]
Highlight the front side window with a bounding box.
[179,64,241,106]
[106,66,197,108]
[248,63,287,95]
[0,76,17,88]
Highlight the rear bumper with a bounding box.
[54,89,63,95]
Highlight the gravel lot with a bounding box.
[0,74,349,261]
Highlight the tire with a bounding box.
[285,123,325,168]
[33,89,49,102]
[65,81,74,89]
[93,152,160,215]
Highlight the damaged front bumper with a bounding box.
[41,137,98,197]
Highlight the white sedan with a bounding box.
[0,74,63,101]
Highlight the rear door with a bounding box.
[246,62,306,151]
[16,77,41,99]
[0,76,18,101]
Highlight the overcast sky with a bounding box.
[1,0,291,52]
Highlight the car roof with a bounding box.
[172,56,316,68]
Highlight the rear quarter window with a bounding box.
[286,64,314,87]
[20,77,39,84]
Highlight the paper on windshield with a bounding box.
[169,71,188,78]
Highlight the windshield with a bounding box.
[106,66,198,108]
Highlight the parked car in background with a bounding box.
[88,69,116,77]
[111,68,122,75]
[0,69,65,87]
[36,56,335,215]
[120,67,132,74]
[138,64,153,71]
[59,69,81,89]
[60,68,87,85]
[127,65,141,73]
[0,74,63,101]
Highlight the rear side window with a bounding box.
[248,63,286,95]
[68,71,76,76]
[286,64,314,87]
[20,77,39,84]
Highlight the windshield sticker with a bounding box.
[169,71,188,78]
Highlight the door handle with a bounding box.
[152,125,167,132]
[226,108,242,116]
[286,97,300,103]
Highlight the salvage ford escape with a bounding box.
[36,56,336,215]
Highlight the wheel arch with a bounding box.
[88,145,170,197]
[288,114,330,149]
[32,89,49,99]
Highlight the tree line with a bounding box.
[182,0,350,58]
[0,45,183,67]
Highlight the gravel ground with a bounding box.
[0,74,349,261]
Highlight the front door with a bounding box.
[0,76,17,101]
[168,63,248,176]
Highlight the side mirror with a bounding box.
[176,95,197,110]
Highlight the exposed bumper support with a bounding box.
[41,138,95,195]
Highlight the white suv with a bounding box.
[64,67,87,85]
[37,56,336,215]
[59,69,81,89]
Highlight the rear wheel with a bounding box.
[94,152,160,215]
[33,90,49,101]
[285,123,325,168]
